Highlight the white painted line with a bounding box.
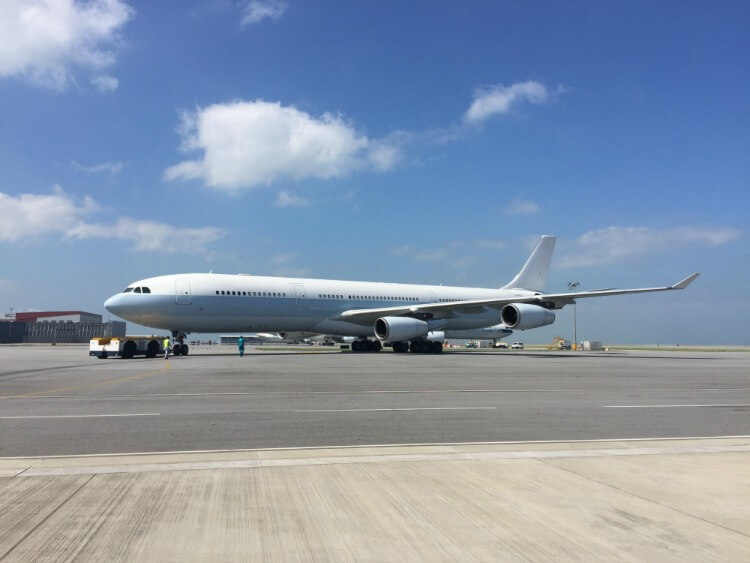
[4,435,750,461]
[295,407,496,413]
[0,413,161,419]
[9,388,750,400]
[15,443,750,477]
[604,404,750,409]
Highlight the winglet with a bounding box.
[671,272,700,289]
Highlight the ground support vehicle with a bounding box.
[89,336,165,359]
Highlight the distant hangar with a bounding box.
[0,310,125,344]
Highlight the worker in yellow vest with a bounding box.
[163,337,170,359]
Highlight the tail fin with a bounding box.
[502,235,556,292]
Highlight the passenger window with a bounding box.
[134,287,142,293]
[216,291,219,295]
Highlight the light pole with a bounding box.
[568,281,580,348]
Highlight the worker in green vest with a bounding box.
[163,337,170,359]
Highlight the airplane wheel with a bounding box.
[146,340,159,358]
[409,342,421,353]
[352,340,360,352]
[431,342,443,354]
[362,339,373,352]
[372,340,382,352]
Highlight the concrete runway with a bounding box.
[1,345,749,560]
[1,345,749,457]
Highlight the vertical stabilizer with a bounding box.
[502,235,556,292]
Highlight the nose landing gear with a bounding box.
[171,330,189,356]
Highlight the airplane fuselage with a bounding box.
[104,273,534,337]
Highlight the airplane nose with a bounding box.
[104,294,122,315]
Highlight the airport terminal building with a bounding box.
[0,311,125,344]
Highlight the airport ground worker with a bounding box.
[238,335,245,357]
[163,337,170,359]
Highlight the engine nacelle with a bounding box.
[426,331,445,343]
[500,303,555,330]
[374,316,429,342]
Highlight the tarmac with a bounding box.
[1,345,749,560]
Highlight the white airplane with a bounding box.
[104,235,699,355]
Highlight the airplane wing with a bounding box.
[336,273,700,325]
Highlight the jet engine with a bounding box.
[374,316,429,342]
[500,303,555,330]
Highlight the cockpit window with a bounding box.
[123,288,133,293]
[134,287,142,293]
[142,287,151,294]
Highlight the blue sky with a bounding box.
[1,0,748,344]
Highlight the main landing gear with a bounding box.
[390,341,443,354]
[349,339,443,354]
[171,330,189,356]
[394,340,443,354]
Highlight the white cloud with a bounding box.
[71,160,123,174]
[388,244,413,257]
[271,252,295,265]
[90,73,118,92]
[473,238,507,250]
[0,189,223,254]
[269,253,310,276]
[275,190,311,208]
[0,0,135,91]
[415,248,449,262]
[241,0,287,26]
[66,218,224,255]
[164,100,400,191]
[505,198,540,215]
[464,81,552,124]
[559,226,742,268]
[0,186,96,241]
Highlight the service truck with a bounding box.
[89,336,165,359]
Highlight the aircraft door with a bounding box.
[291,283,307,307]
[175,279,191,304]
